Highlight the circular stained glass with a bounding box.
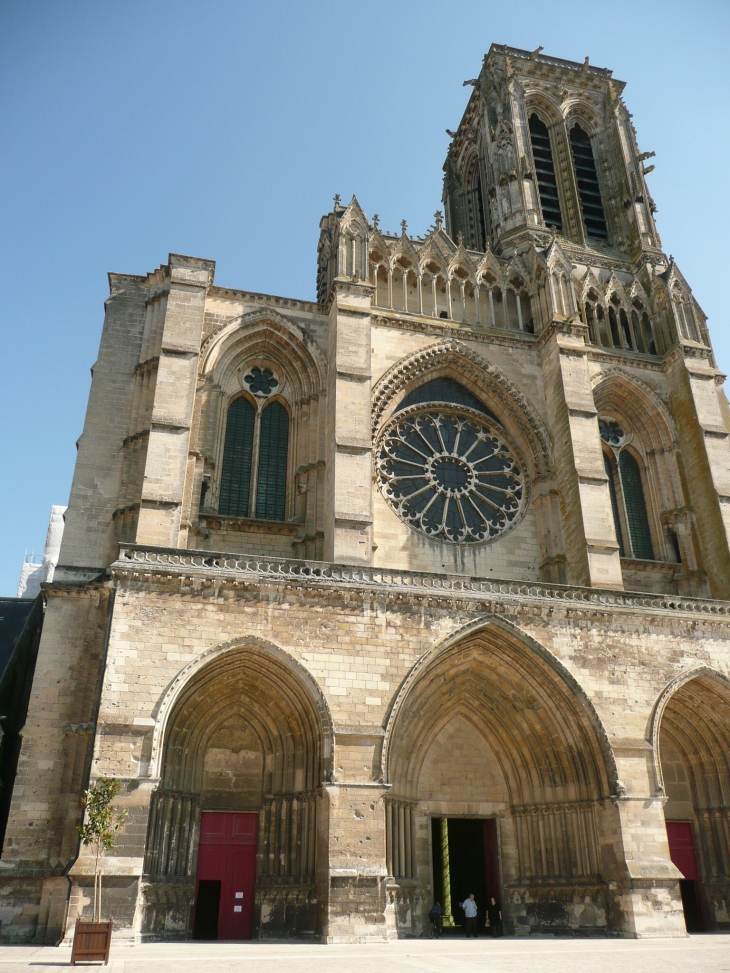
[376,408,525,543]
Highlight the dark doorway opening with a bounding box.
[679,880,704,933]
[666,821,706,932]
[193,880,221,940]
[431,817,500,936]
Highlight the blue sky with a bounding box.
[1,0,728,595]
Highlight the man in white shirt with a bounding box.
[461,893,478,937]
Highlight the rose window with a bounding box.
[376,408,524,543]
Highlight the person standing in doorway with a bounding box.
[461,893,478,937]
[487,896,502,937]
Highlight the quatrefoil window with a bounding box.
[243,366,279,396]
[377,408,524,544]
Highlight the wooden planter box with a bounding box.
[70,919,113,965]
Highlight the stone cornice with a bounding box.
[113,544,730,621]
[207,286,320,315]
[371,310,538,348]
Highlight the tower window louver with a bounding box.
[570,124,608,239]
[528,114,562,231]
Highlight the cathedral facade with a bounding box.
[2,44,730,943]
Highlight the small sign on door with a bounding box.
[234,906,242,913]
[235,892,243,898]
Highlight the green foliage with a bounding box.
[78,777,128,854]
[78,776,128,921]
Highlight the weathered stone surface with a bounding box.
[2,45,729,946]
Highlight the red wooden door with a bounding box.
[194,811,258,940]
[666,820,705,931]
[666,821,698,880]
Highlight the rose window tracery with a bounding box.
[376,406,524,543]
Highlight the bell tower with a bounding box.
[438,45,730,597]
[443,44,662,262]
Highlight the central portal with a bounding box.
[431,817,500,932]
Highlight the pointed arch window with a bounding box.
[600,420,654,560]
[631,299,657,355]
[673,288,701,343]
[584,291,610,346]
[570,123,608,239]
[529,114,563,231]
[219,384,289,522]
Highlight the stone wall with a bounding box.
[4,548,729,941]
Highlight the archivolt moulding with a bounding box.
[647,663,730,796]
[199,306,327,400]
[147,635,334,781]
[380,613,619,793]
[591,366,676,444]
[371,338,553,478]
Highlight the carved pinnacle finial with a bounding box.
[582,56,590,73]
[372,213,380,230]
[434,210,444,230]
[333,193,341,207]
[457,231,464,246]
[400,219,408,235]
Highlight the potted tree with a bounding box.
[71,777,128,966]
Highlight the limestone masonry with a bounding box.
[1,44,729,944]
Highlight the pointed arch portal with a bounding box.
[655,669,730,931]
[142,642,330,941]
[383,620,619,935]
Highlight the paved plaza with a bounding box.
[0,936,729,973]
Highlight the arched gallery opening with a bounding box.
[142,644,330,941]
[384,623,618,936]
[659,672,730,932]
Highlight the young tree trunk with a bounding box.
[94,841,101,922]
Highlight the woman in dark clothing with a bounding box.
[487,897,502,937]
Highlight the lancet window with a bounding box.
[218,367,289,521]
[672,286,701,343]
[506,276,534,332]
[477,272,502,329]
[600,418,654,560]
[569,123,608,240]
[584,290,657,356]
[464,156,487,251]
[631,298,657,354]
[528,114,563,231]
[584,290,609,347]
